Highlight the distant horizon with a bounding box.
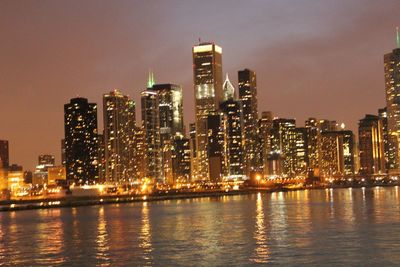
[0,0,399,170]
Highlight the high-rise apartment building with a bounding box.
[141,89,162,181]
[270,118,296,177]
[220,99,245,180]
[103,90,136,183]
[384,31,400,173]
[64,98,99,184]
[294,128,308,175]
[320,132,344,177]
[305,118,320,174]
[258,112,273,176]
[238,69,259,175]
[171,135,191,183]
[193,42,223,180]
[358,115,386,175]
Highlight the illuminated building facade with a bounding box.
[172,135,191,183]
[378,107,393,171]
[207,113,225,182]
[220,99,245,179]
[103,90,136,183]
[305,118,320,174]
[320,132,344,177]
[270,118,296,176]
[47,166,66,186]
[189,123,198,180]
[384,32,400,173]
[33,156,54,186]
[358,115,386,175]
[64,97,99,184]
[238,69,259,175]
[319,119,337,132]
[258,111,273,176]
[141,89,162,181]
[151,83,184,181]
[133,125,146,180]
[192,42,223,180]
[38,155,55,166]
[338,130,356,175]
[294,127,308,175]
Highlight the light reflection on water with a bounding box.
[1,187,400,265]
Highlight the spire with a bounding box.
[397,27,400,48]
[223,73,236,101]
[147,70,155,88]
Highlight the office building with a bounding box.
[64,97,99,184]
[238,69,259,175]
[384,29,400,173]
[141,89,162,181]
[358,115,386,175]
[193,42,223,180]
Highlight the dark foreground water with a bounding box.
[1,187,400,266]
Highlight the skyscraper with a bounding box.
[141,89,162,181]
[305,118,320,174]
[171,135,191,183]
[0,140,9,169]
[193,42,223,180]
[270,118,296,177]
[238,69,259,176]
[320,132,344,178]
[207,114,225,182]
[220,99,245,180]
[294,127,308,175]
[103,89,136,183]
[64,98,99,184]
[378,107,393,171]
[384,29,400,173]
[189,123,198,181]
[258,111,273,176]
[358,115,386,175]
[38,155,55,166]
[152,83,184,144]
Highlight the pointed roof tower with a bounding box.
[147,70,156,88]
[397,27,400,48]
[223,73,236,101]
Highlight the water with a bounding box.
[1,187,400,266]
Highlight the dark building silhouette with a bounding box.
[0,140,9,168]
[207,114,224,182]
[64,97,99,184]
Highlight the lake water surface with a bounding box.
[1,187,400,266]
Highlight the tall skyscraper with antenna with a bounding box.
[192,42,223,180]
[384,27,400,173]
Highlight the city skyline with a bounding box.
[1,1,400,169]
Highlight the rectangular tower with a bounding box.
[384,32,400,173]
[103,90,136,183]
[238,69,259,176]
[193,42,223,181]
[64,97,99,184]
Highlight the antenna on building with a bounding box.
[198,37,201,44]
[397,26,400,48]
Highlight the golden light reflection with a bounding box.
[251,193,270,263]
[96,206,110,263]
[139,202,153,263]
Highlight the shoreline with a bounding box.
[0,184,397,212]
